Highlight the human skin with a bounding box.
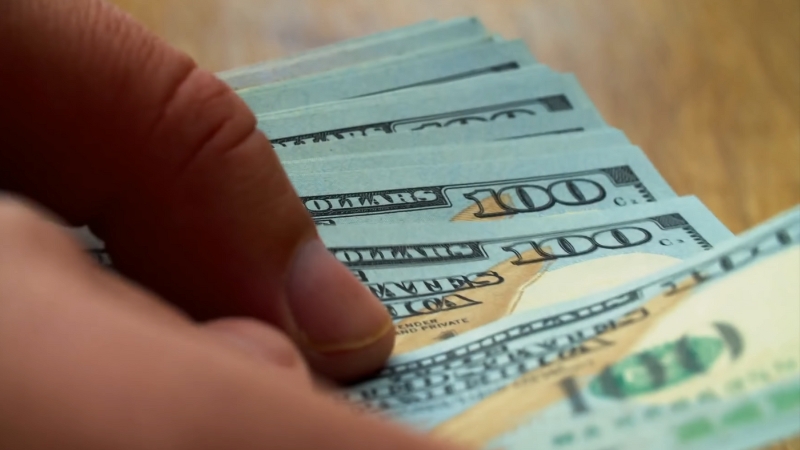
[0,1,461,448]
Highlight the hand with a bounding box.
[0,197,459,449]
[0,1,456,448]
[0,0,394,381]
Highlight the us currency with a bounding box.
[499,377,800,450]
[238,33,500,100]
[239,39,537,113]
[218,20,448,87]
[281,128,629,174]
[345,206,800,450]
[72,226,107,262]
[219,20,441,85]
[72,132,630,264]
[255,63,557,120]
[68,132,627,261]
[219,18,487,90]
[218,19,441,80]
[319,197,732,354]
[293,145,675,226]
[275,108,606,162]
[235,33,497,101]
[255,68,589,148]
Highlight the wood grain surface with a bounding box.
[109,1,799,447]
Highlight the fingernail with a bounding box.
[286,239,393,354]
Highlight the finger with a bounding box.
[0,0,392,380]
[0,195,311,377]
[204,317,311,384]
[0,198,460,450]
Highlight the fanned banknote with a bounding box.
[219,18,488,89]
[345,207,800,450]
[294,145,675,226]
[73,17,798,449]
[319,197,732,353]
[219,20,438,82]
[281,128,629,174]
[240,39,536,113]
[256,69,591,148]
[275,108,605,161]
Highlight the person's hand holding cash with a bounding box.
[2,1,799,450]
[0,1,462,449]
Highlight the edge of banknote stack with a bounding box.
[83,17,800,450]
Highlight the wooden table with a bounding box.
[110,2,799,447]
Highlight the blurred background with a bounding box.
[109,0,799,233]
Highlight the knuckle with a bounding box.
[0,196,50,234]
[151,65,258,170]
[208,317,309,375]
[0,196,78,256]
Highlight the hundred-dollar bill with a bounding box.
[256,68,589,148]
[235,33,496,94]
[319,197,732,354]
[219,20,436,78]
[293,145,675,226]
[71,134,630,264]
[345,206,800,450]
[281,128,629,174]
[71,226,107,262]
[275,109,606,162]
[239,39,537,113]
[237,33,500,95]
[219,18,487,90]
[499,377,800,450]
[218,20,442,86]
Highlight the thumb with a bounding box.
[0,0,392,381]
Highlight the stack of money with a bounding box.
[115,18,800,449]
